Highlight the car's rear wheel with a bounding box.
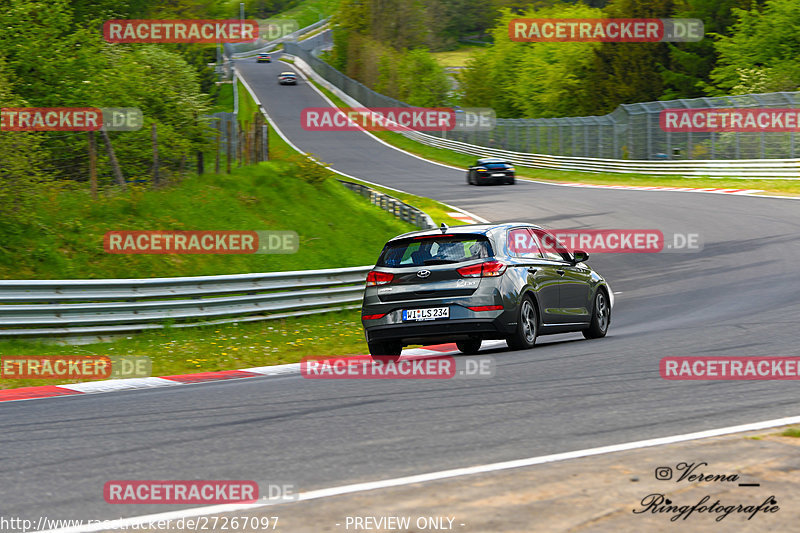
[467,172,473,185]
[506,296,538,350]
[368,340,402,356]
[506,177,516,185]
[456,338,482,355]
[583,289,610,339]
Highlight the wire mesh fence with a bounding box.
[286,31,800,161]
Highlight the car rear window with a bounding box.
[484,162,509,169]
[377,235,493,267]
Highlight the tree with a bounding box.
[710,0,800,94]
[0,58,52,230]
[660,0,759,99]
[582,0,677,114]
[459,4,604,118]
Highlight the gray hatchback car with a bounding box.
[361,223,613,355]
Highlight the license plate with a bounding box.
[402,307,449,321]
[491,173,505,177]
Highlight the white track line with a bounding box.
[40,414,800,533]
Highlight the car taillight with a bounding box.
[457,260,507,278]
[467,305,504,311]
[366,271,394,286]
[362,313,386,320]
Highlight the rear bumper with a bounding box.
[364,317,510,345]
[477,173,513,183]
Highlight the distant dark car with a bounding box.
[467,157,515,185]
[278,72,297,85]
[257,53,271,63]
[361,223,613,356]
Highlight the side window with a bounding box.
[533,229,571,262]
[507,228,542,258]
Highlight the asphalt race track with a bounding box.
[3,55,800,524]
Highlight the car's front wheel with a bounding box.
[368,340,402,356]
[506,296,538,350]
[456,338,482,354]
[583,289,610,339]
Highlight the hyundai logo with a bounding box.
[416,269,431,278]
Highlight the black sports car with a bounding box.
[467,157,515,185]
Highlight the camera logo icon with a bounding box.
[655,466,673,480]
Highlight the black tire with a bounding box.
[507,177,516,185]
[583,289,610,339]
[456,339,482,355]
[368,340,402,356]
[467,172,473,185]
[506,296,538,350]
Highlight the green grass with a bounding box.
[0,161,414,279]
[280,0,339,29]
[0,309,370,389]
[430,44,484,68]
[780,427,800,438]
[211,82,234,113]
[236,78,260,127]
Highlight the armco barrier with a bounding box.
[0,266,371,338]
[401,130,800,178]
[338,180,435,229]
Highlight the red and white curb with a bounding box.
[447,212,478,224]
[555,182,764,195]
[0,341,507,404]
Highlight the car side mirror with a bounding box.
[571,250,589,264]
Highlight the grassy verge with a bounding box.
[0,156,413,279]
[280,0,339,29]
[430,44,485,68]
[211,82,234,113]
[0,309,369,389]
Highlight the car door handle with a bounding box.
[556,269,565,276]
[527,267,538,273]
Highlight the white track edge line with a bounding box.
[40,414,800,533]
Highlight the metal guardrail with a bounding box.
[401,131,800,178]
[0,266,371,338]
[339,180,435,229]
[227,18,330,59]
